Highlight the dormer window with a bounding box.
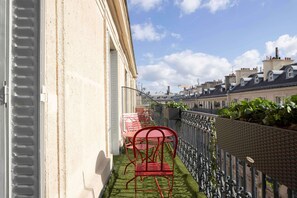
[208,88,215,94]
[240,78,252,86]
[240,79,245,86]
[268,71,274,82]
[254,76,259,84]
[287,67,293,79]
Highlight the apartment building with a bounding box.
[183,48,296,109]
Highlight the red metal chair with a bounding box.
[121,117,140,174]
[121,116,154,175]
[130,126,178,197]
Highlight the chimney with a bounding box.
[167,86,170,95]
[275,47,279,59]
[225,76,230,91]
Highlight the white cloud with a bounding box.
[139,62,177,82]
[265,34,297,59]
[171,33,182,40]
[130,0,163,11]
[233,50,261,69]
[138,50,232,92]
[171,43,177,48]
[138,35,297,93]
[163,50,231,77]
[204,0,237,13]
[175,0,237,14]
[175,0,202,14]
[131,22,166,41]
[143,53,156,64]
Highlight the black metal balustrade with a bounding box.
[158,110,297,198]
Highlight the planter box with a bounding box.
[164,108,181,120]
[215,117,297,189]
[154,105,162,112]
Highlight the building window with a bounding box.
[268,71,274,81]
[254,76,259,84]
[287,67,293,79]
[214,101,220,108]
[240,79,245,86]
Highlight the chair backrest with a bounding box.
[132,126,178,173]
[121,113,140,133]
[123,112,138,119]
[124,118,142,133]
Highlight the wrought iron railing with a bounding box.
[157,110,297,198]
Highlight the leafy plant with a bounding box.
[166,101,189,111]
[218,96,297,130]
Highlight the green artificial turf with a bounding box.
[102,147,206,198]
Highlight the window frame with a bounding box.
[268,71,274,82]
[287,67,293,79]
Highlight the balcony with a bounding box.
[103,88,297,197]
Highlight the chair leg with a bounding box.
[124,160,135,175]
[126,176,136,189]
[169,175,174,197]
[124,147,136,175]
[154,177,164,198]
[134,175,137,198]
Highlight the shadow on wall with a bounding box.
[95,150,111,184]
[81,151,111,197]
[82,172,95,198]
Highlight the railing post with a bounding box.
[273,180,279,198]
[262,173,266,198]
[224,151,227,181]
[251,166,257,198]
[242,161,247,193]
[236,158,240,197]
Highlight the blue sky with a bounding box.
[127,0,297,94]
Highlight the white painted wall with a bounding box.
[43,0,136,197]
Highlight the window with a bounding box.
[214,101,220,108]
[240,79,245,86]
[287,67,293,79]
[268,71,274,82]
[254,76,259,84]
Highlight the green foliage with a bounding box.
[166,100,189,110]
[218,96,297,130]
[150,101,160,108]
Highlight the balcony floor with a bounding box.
[102,149,206,198]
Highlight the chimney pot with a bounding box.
[275,47,279,59]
